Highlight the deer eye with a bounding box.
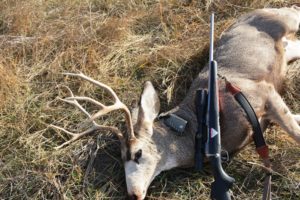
[134,149,142,164]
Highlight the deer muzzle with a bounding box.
[125,160,154,200]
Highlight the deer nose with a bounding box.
[127,194,142,200]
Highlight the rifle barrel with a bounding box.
[209,13,214,63]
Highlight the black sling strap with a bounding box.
[225,80,272,200]
[225,81,269,157]
[235,92,267,148]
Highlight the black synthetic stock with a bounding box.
[210,157,235,200]
[195,89,208,171]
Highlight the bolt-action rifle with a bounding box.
[195,13,235,200]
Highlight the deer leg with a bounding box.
[265,89,300,144]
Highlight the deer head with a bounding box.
[50,73,172,200]
[122,81,162,200]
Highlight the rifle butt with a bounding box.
[210,156,235,200]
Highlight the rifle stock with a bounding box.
[210,156,235,200]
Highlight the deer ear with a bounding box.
[139,81,160,123]
[131,100,139,125]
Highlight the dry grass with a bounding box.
[0,0,299,199]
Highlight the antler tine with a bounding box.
[50,124,122,149]
[63,72,121,102]
[63,72,136,140]
[50,85,124,149]
[58,86,97,124]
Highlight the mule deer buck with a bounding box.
[51,6,300,200]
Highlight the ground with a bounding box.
[0,0,299,199]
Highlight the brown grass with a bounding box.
[0,0,299,199]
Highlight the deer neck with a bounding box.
[152,105,197,171]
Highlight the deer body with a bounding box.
[125,6,300,199]
[52,6,300,200]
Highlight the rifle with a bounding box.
[195,13,235,200]
[206,13,235,200]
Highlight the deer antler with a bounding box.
[50,72,136,149]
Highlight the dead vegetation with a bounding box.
[0,0,299,199]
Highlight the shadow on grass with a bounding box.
[158,45,210,110]
[84,136,127,198]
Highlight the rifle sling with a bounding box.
[225,80,272,200]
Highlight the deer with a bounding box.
[50,6,300,200]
